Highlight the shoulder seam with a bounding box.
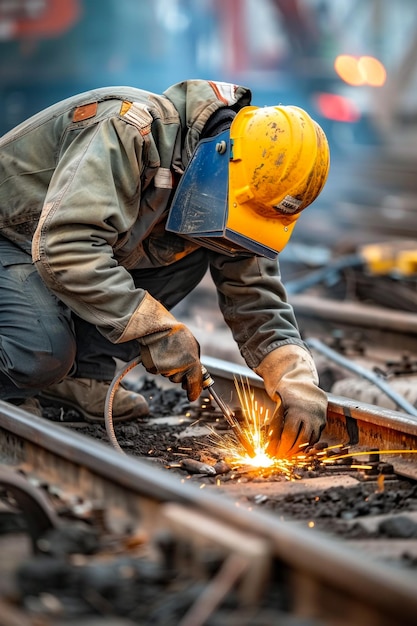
[119,101,153,136]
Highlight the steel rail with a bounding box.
[202,355,417,477]
[0,388,417,624]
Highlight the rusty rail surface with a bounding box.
[1,356,417,625]
[203,355,417,480]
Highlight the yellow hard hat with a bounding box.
[166,105,330,259]
[227,105,330,253]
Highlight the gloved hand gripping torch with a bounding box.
[201,366,256,458]
[104,358,256,458]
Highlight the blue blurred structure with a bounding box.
[1,0,417,194]
[0,0,382,154]
[3,0,417,321]
[0,0,190,133]
[0,0,211,134]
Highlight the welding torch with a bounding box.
[201,366,256,458]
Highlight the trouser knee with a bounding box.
[0,321,76,391]
[0,237,76,395]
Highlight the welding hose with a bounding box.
[105,356,142,453]
[305,337,417,417]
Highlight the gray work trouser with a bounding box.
[0,234,208,401]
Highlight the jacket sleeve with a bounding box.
[32,115,158,344]
[209,253,306,369]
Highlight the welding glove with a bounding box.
[133,293,203,401]
[255,344,327,458]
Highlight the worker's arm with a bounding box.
[32,114,152,340]
[210,253,327,456]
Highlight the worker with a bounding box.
[0,79,329,457]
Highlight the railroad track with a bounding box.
[0,355,416,626]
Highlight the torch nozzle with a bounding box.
[201,366,256,458]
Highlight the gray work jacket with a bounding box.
[0,79,303,369]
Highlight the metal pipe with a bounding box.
[306,336,417,417]
[291,294,417,334]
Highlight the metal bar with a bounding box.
[290,293,417,334]
[201,355,417,435]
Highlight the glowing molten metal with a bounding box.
[209,377,312,478]
[208,378,417,480]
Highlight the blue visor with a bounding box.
[166,130,278,258]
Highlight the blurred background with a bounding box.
[2,0,417,243]
[2,0,417,407]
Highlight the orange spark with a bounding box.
[207,376,315,478]
[205,378,417,481]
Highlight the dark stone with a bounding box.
[379,516,417,538]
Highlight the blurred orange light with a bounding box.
[334,54,386,87]
[358,56,386,86]
[334,55,364,86]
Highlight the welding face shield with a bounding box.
[166,105,330,259]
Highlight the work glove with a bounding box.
[131,293,203,401]
[255,344,327,458]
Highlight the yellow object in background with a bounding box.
[360,241,417,276]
